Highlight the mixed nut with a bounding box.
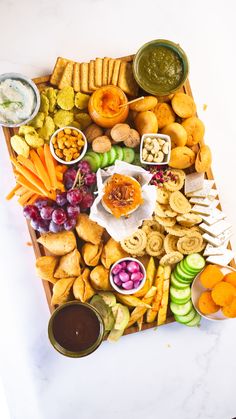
[51,128,85,162]
[141,136,170,164]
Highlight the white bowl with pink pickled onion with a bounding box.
[109,257,146,295]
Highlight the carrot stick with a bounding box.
[12,160,49,196]
[44,144,57,190]
[17,174,46,196]
[15,186,27,196]
[30,149,51,191]
[37,146,46,167]
[27,194,39,205]
[57,181,65,191]
[17,155,38,176]
[5,184,21,200]
[56,165,67,173]
[56,171,63,181]
[18,190,34,205]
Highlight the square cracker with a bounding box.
[102,57,110,86]
[80,62,92,94]
[111,60,121,86]
[89,60,97,91]
[50,57,70,86]
[95,58,103,87]
[58,61,74,89]
[108,59,115,84]
[118,61,139,96]
[72,63,80,92]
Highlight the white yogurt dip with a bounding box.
[0,78,36,124]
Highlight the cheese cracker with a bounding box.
[95,58,103,87]
[80,62,91,94]
[50,57,70,86]
[108,59,115,84]
[111,59,121,86]
[89,60,97,91]
[102,57,110,86]
[58,61,74,89]
[72,63,81,92]
[118,61,139,96]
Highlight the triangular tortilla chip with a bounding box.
[54,249,82,279]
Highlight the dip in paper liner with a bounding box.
[89,160,156,241]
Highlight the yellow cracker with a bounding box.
[89,60,97,91]
[108,59,115,84]
[72,63,80,92]
[80,62,92,94]
[102,57,110,86]
[50,57,70,86]
[118,61,139,96]
[111,60,121,85]
[95,58,103,87]
[58,61,74,89]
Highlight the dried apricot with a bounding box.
[199,264,224,289]
[211,282,236,306]
[198,291,220,315]
[223,271,236,288]
[222,297,236,318]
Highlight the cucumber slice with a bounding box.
[171,273,190,290]
[133,152,144,167]
[83,155,99,172]
[100,152,109,168]
[173,271,192,285]
[170,295,191,305]
[170,286,191,302]
[185,312,201,327]
[122,147,135,163]
[175,264,195,282]
[174,308,196,324]
[170,300,193,316]
[112,145,123,161]
[180,260,198,276]
[86,151,102,165]
[108,146,117,165]
[185,253,206,272]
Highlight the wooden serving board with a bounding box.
[2,55,235,338]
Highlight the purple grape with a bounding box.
[64,218,77,231]
[111,263,122,275]
[127,261,140,273]
[40,206,54,220]
[113,275,122,287]
[122,280,134,290]
[67,189,83,206]
[80,192,94,210]
[34,198,53,210]
[49,220,64,233]
[131,272,144,282]
[63,168,77,190]
[56,192,68,207]
[30,219,40,231]
[84,172,96,186]
[67,205,80,219]
[52,208,67,225]
[78,160,91,174]
[133,280,141,289]
[118,271,130,283]
[23,205,40,221]
[37,220,50,233]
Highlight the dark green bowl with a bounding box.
[48,301,105,358]
[133,39,189,96]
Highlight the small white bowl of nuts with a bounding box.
[140,133,171,165]
[50,126,87,165]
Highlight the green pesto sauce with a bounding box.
[138,45,184,93]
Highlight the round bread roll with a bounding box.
[162,122,187,147]
[169,146,195,169]
[129,96,158,112]
[195,144,212,173]
[154,103,175,129]
[182,117,205,146]
[171,93,196,118]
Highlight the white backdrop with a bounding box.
[1,1,236,418]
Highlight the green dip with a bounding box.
[135,44,185,94]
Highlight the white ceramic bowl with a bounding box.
[0,72,40,128]
[109,257,146,295]
[140,133,171,166]
[50,126,87,165]
[191,264,236,321]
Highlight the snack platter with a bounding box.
[2,44,236,355]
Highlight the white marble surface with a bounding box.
[1,0,236,418]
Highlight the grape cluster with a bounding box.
[23,160,97,234]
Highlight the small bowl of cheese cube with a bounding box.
[140,133,171,165]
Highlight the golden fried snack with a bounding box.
[146,232,165,256]
[81,242,103,267]
[54,249,82,279]
[155,202,168,218]
[169,191,191,214]
[159,251,183,266]
[120,229,147,255]
[73,268,95,302]
[90,265,112,291]
[156,188,170,204]
[164,169,185,192]
[177,232,203,255]
[135,111,158,136]
[154,103,175,129]
[182,116,205,146]
[164,206,177,218]
[162,122,187,147]
[195,144,212,173]
[164,234,178,253]
[154,215,176,227]
[176,213,202,227]
[51,277,75,306]
[101,238,128,269]
[165,225,190,237]
[37,231,76,256]
[76,213,104,245]
[35,256,58,284]
[171,93,196,118]
[129,96,157,112]
[169,146,195,169]
[142,219,165,234]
